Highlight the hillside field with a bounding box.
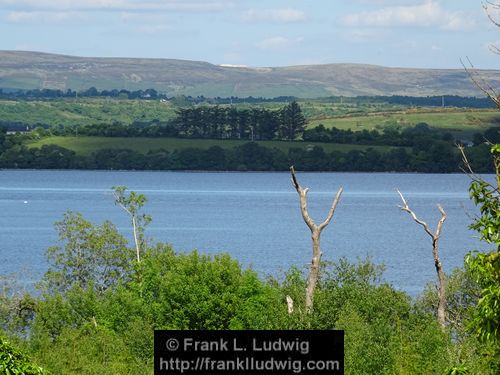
[26,136,397,156]
[308,109,500,137]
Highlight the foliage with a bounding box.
[0,336,46,374]
[173,101,305,141]
[31,325,148,375]
[463,144,500,371]
[41,211,133,294]
[468,144,500,248]
[137,246,285,330]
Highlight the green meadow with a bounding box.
[27,136,396,156]
[308,109,500,136]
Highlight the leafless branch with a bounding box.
[397,189,434,238]
[290,166,343,313]
[397,189,447,327]
[460,57,500,108]
[319,188,343,231]
[484,1,500,27]
[458,144,500,194]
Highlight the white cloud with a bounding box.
[350,0,420,4]
[442,12,475,31]
[345,28,387,43]
[256,36,290,49]
[343,0,475,31]
[0,0,230,12]
[255,36,303,49]
[0,0,125,10]
[120,12,170,24]
[243,8,305,23]
[6,10,84,23]
[135,24,172,34]
[6,11,36,22]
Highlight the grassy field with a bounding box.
[27,136,396,156]
[307,108,500,137]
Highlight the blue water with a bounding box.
[0,170,489,296]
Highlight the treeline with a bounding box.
[384,95,496,108]
[0,140,492,173]
[0,121,50,133]
[328,95,496,108]
[53,121,179,138]
[0,87,163,100]
[174,101,305,140]
[1,87,495,108]
[0,87,295,104]
[304,122,453,146]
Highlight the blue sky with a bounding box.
[0,0,498,69]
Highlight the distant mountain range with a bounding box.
[0,51,499,98]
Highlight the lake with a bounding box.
[0,170,489,296]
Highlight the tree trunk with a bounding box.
[290,166,343,313]
[398,190,447,327]
[305,229,322,312]
[132,216,140,263]
[433,239,447,326]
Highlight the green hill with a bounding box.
[1,51,499,98]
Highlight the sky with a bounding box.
[0,0,499,69]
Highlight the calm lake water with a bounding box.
[0,170,489,296]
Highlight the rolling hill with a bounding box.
[0,50,499,98]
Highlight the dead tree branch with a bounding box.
[290,166,343,313]
[458,144,500,192]
[484,1,500,28]
[397,189,447,327]
[461,57,500,108]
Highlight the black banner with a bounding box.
[154,330,344,374]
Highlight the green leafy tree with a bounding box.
[461,144,500,369]
[42,212,133,293]
[280,101,306,140]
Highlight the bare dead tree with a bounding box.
[290,166,343,313]
[397,190,447,327]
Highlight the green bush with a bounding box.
[0,336,46,374]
